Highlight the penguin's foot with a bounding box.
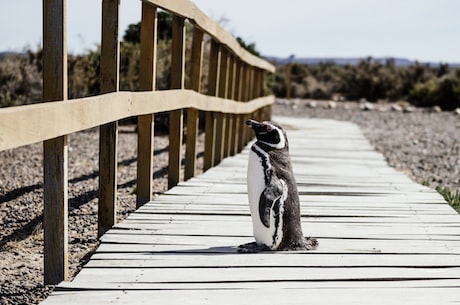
[304,237,319,250]
[277,237,319,251]
[237,242,270,253]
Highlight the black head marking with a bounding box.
[246,119,287,149]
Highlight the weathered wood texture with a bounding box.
[168,15,186,189]
[40,117,460,304]
[0,91,273,152]
[136,2,157,207]
[42,0,69,285]
[98,0,120,238]
[184,27,204,180]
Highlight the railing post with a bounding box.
[43,0,69,285]
[137,3,157,207]
[214,47,229,165]
[229,56,239,155]
[98,0,120,238]
[241,63,252,145]
[185,26,204,181]
[203,39,220,171]
[235,60,246,152]
[168,15,186,189]
[224,54,235,157]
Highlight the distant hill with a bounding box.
[0,51,26,58]
[264,56,460,68]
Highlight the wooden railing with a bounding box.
[0,0,274,285]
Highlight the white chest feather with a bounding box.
[247,144,286,249]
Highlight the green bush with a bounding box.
[0,52,42,107]
[408,72,460,110]
[272,57,460,109]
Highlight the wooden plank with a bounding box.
[168,15,186,189]
[42,0,69,285]
[203,39,220,171]
[214,47,229,165]
[233,61,243,153]
[98,0,120,237]
[39,287,460,305]
[43,137,69,285]
[0,91,274,152]
[214,112,226,165]
[137,3,157,206]
[225,56,235,156]
[88,253,460,268]
[185,27,204,180]
[41,117,460,304]
[62,266,460,284]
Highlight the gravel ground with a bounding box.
[273,99,460,193]
[1,100,460,304]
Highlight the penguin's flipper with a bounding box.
[259,179,284,228]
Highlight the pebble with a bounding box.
[391,103,404,112]
[360,102,375,111]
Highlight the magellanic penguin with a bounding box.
[239,119,318,252]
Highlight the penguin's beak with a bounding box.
[246,119,268,135]
[246,119,261,128]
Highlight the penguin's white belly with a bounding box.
[247,148,284,249]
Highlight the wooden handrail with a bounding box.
[143,0,275,73]
[0,91,274,151]
[2,0,275,286]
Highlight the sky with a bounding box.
[1,0,460,63]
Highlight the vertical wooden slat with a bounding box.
[137,3,157,207]
[241,64,252,144]
[248,66,257,143]
[168,15,186,189]
[43,0,68,285]
[260,69,265,98]
[203,39,220,171]
[185,27,204,181]
[248,66,255,100]
[214,47,228,165]
[252,67,257,100]
[234,60,244,153]
[98,0,120,238]
[225,55,235,157]
[241,63,249,102]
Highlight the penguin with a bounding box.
[239,119,318,252]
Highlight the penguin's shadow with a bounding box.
[138,245,281,255]
[142,245,305,255]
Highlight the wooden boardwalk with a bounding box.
[41,117,460,305]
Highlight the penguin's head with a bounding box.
[246,119,287,149]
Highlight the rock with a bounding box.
[360,102,375,111]
[391,103,403,112]
[326,101,337,109]
[403,106,416,113]
[455,108,460,116]
[332,94,345,102]
[306,100,317,108]
[430,106,442,113]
